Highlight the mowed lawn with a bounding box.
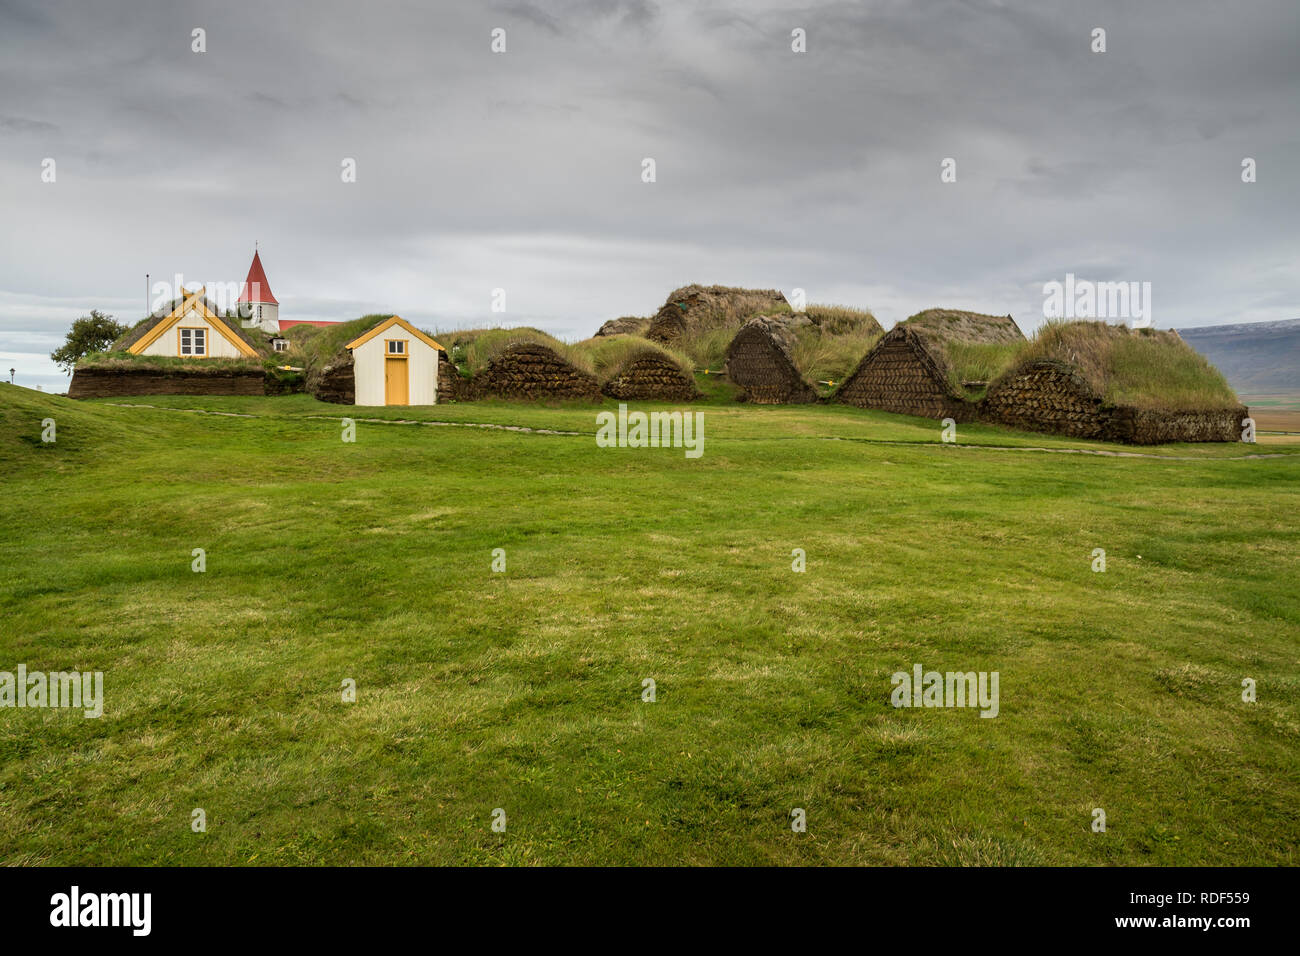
[1,385,1297,866]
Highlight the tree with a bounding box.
[51,310,130,373]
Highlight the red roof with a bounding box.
[278,319,336,331]
[237,251,278,305]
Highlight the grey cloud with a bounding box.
[0,114,58,133]
[247,91,291,110]
[0,0,1296,393]
[494,3,563,34]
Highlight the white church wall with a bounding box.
[249,302,279,334]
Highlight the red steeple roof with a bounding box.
[237,250,278,305]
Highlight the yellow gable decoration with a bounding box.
[345,315,444,352]
[128,288,259,358]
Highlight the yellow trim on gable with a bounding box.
[128,289,259,358]
[346,316,444,352]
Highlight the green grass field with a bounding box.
[2,384,1297,865]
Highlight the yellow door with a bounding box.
[385,357,408,405]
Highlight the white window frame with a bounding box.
[179,327,207,356]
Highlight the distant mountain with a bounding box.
[1176,318,1300,395]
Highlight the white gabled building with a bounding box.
[127,288,261,359]
[346,315,445,406]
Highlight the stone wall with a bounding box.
[437,351,468,402]
[980,361,1108,438]
[725,321,817,404]
[465,343,602,401]
[836,327,976,421]
[602,355,700,401]
[983,360,1248,444]
[67,365,266,399]
[1113,406,1248,444]
[312,355,355,405]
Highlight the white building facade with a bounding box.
[128,290,259,359]
[346,315,444,406]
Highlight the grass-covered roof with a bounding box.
[903,308,1024,344]
[570,334,693,381]
[998,320,1241,411]
[447,327,592,376]
[75,352,264,372]
[899,308,1027,395]
[281,315,394,366]
[111,295,269,357]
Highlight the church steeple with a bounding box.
[237,249,279,332]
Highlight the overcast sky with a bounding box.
[2,0,1297,389]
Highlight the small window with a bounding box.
[180,328,207,356]
[387,340,407,355]
[273,339,289,352]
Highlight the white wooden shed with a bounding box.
[345,315,445,406]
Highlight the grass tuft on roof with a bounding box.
[899,308,1027,397]
[1000,320,1241,411]
[74,352,265,373]
[904,308,1024,343]
[443,327,593,376]
[570,335,693,381]
[283,315,394,365]
[791,324,883,387]
[107,296,270,358]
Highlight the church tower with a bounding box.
[237,249,280,333]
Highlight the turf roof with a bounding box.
[996,320,1241,411]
